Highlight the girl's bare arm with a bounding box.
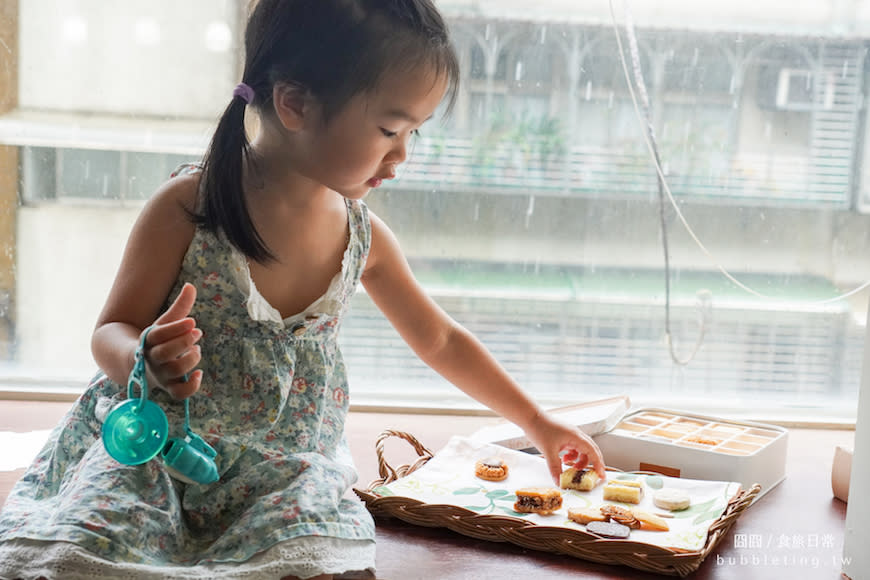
[91,174,203,399]
[361,211,605,481]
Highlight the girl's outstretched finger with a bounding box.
[587,445,607,479]
[155,282,197,325]
[546,452,565,485]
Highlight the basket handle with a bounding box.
[369,429,434,488]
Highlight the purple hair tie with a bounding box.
[233,82,255,104]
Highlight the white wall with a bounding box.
[19,1,239,119]
[16,205,139,375]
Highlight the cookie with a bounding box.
[602,480,643,504]
[600,504,641,529]
[474,457,508,482]
[684,435,720,446]
[653,488,691,511]
[559,466,601,491]
[567,507,607,525]
[631,508,670,532]
[513,487,563,515]
[586,520,631,539]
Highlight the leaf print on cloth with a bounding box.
[644,475,664,490]
[453,486,527,517]
[387,474,460,497]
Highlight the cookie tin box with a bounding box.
[593,408,787,501]
[471,396,787,501]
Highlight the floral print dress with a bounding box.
[0,165,376,579]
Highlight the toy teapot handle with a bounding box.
[102,325,219,485]
[101,326,168,465]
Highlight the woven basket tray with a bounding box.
[354,429,761,578]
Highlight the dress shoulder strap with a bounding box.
[342,198,372,296]
[170,162,204,178]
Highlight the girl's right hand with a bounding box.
[142,282,203,400]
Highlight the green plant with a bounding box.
[471,111,568,174]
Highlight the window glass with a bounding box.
[20,147,57,203]
[0,2,867,422]
[58,149,121,200]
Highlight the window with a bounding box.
[0,1,867,422]
[21,147,191,203]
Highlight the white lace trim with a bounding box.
[228,205,354,326]
[0,536,375,580]
[237,259,346,325]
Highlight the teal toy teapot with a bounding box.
[102,326,219,485]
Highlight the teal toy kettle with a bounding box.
[102,326,219,485]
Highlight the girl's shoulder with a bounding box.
[155,163,202,215]
[130,164,201,249]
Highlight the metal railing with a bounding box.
[396,137,852,208]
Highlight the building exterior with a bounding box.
[0,0,868,416]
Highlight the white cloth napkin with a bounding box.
[0,430,52,470]
[373,435,741,551]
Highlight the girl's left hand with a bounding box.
[143,282,203,400]
[524,412,606,486]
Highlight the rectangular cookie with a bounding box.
[559,467,601,491]
[631,508,670,532]
[567,506,607,525]
[513,487,563,515]
[602,480,643,504]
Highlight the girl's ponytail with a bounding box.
[196,89,274,263]
[191,0,458,264]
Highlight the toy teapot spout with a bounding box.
[162,430,219,485]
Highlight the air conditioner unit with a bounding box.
[757,66,834,111]
[776,68,835,111]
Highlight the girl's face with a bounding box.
[300,65,448,199]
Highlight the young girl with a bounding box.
[0,0,605,578]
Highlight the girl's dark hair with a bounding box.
[196,0,460,262]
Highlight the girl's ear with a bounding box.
[272,82,312,131]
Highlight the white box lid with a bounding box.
[469,395,630,452]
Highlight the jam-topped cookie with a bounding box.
[474,457,509,482]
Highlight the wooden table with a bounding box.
[0,402,854,579]
[345,413,853,580]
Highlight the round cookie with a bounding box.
[653,488,691,511]
[586,520,631,539]
[474,457,508,481]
